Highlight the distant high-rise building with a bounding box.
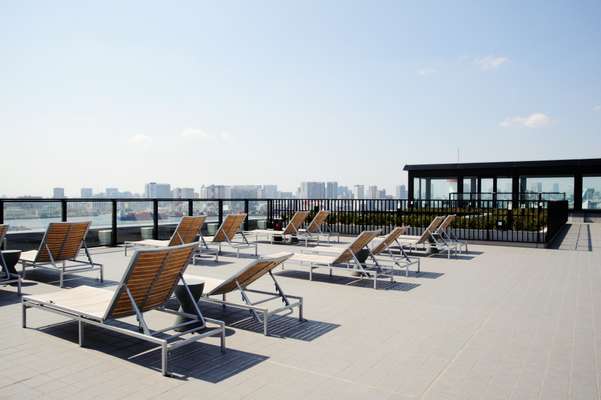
[300,182,326,198]
[200,185,231,199]
[378,189,387,199]
[337,186,352,199]
[80,188,93,198]
[326,182,338,198]
[552,183,560,193]
[145,182,171,198]
[259,185,278,199]
[367,185,378,199]
[230,185,260,199]
[395,184,407,199]
[353,185,365,199]
[172,187,195,198]
[52,187,65,198]
[105,188,119,197]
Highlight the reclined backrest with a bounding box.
[214,213,247,242]
[106,242,197,319]
[207,252,293,296]
[437,215,456,233]
[333,230,380,264]
[371,226,407,255]
[282,211,310,235]
[34,222,91,263]
[415,216,444,244]
[306,210,330,233]
[167,216,206,246]
[0,224,7,244]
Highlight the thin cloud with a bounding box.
[128,134,152,145]
[417,67,437,76]
[475,55,509,70]
[594,105,601,112]
[500,113,552,128]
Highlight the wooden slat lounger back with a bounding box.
[213,214,247,243]
[167,215,206,246]
[306,210,330,233]
[414,216,444,244]
[437,215,456,232]
[107,243,197,319]
[371,226,407,255]
[282,211,310,235]
[34,222,91,263]
[0,224,7,243]
[333,230,380,264]
[207,252,293,296]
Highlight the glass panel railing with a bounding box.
[67,201,112,247]
[116,200,154,244]
[3,201,61,250]
[157,200,187,240]
[193,200,219,235]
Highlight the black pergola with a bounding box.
[403,158,601,211]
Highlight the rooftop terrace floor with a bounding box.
[1,225,601,400]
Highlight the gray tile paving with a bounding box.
[1,231,601,399]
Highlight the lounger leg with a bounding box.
[298,298,304,321]
[78,320,84,347]
[21,264,26,279]
[99,265,104,283]
[60,269,64,288]
[17,277,21,296]
[161,343,168,376]
[222,293,226,311]
[124,243,128,256]
[21,302,27,328]
[220,325,226,353]
[309,266,313,281]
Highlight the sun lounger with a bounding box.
[22,243,226,376]
[246,211,309,244]
[19,222,103,287]
[285,230,392,288]
[196,214,257,262]
[193,252,303,335]
[396,216,456,258]
[297,210,338,246]
[434,215,468,253]
[301,226,420,278]
[124,215,206,255]
[0,225,21,295]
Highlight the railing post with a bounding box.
[218,200,223,226]
[61,199,67,222]
[153,200,159,240]
[0,200,4,225]
[244,199,249,231]
[111,200,117,246]
[188,200,193,216]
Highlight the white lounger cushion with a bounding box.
[249,229,285,236]
[24,286,115,321]
[130,239,170,247]
[19,250,40,263]
[289,253,338,265]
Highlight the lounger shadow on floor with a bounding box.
[198,302,339,341]
[14,269,119,288]
[274,270,420,291]
[37,320,267,382]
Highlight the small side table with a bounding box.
[174,276,205,331]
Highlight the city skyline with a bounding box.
[15,181,408,200]
[2,2,601,197]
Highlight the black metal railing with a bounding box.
[0,197,569,250]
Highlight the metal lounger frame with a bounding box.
[20,222,103,287]
[288,231,393,289]
[0,225,21,295]
[123,216,207,256]
[22,244,226,377]
[200,270,303,336]
[197,215,257,262]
